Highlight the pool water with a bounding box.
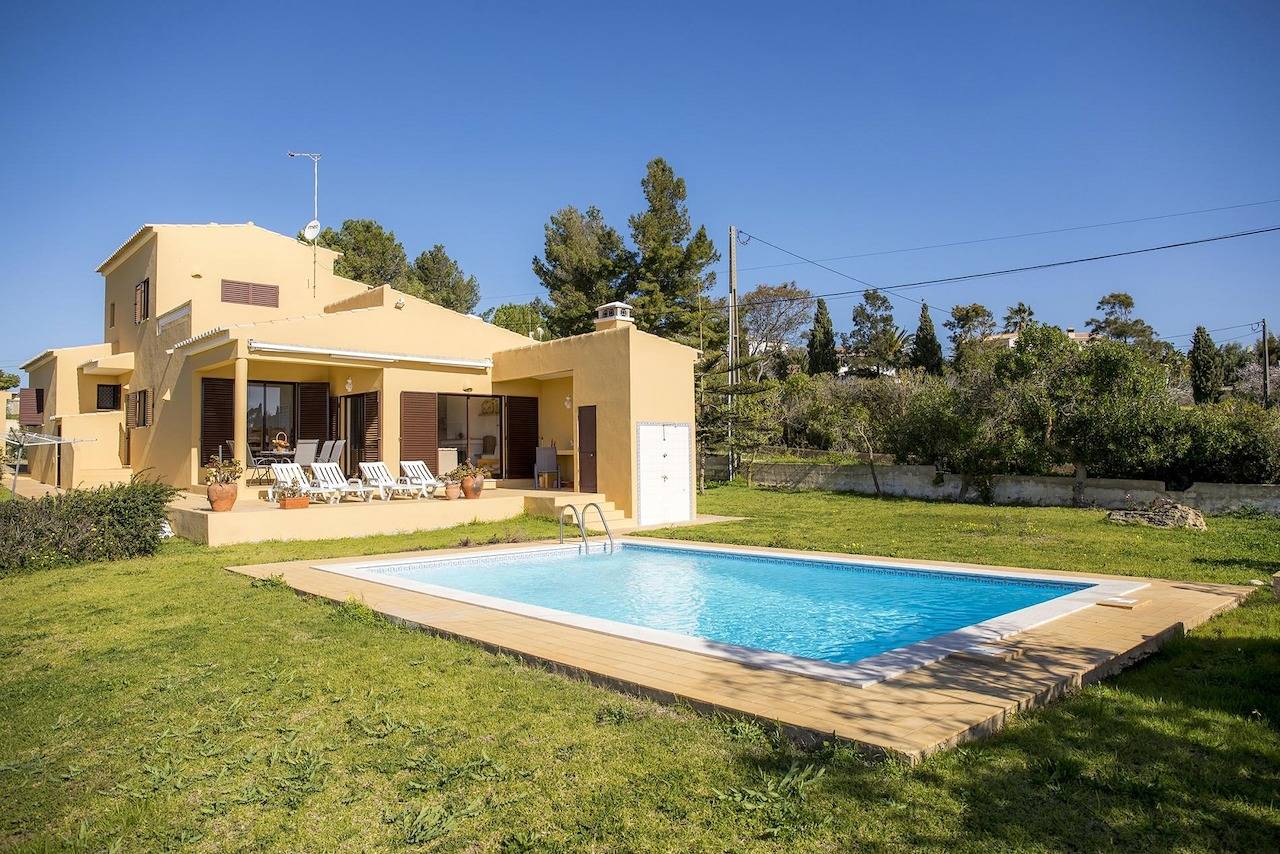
[369,543,1089,665]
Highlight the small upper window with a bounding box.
[221,280,280,308]
[108,302,116,328]
[96,384,122,411]
[134,278,150,324]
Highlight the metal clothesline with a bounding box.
[3,430,97,494]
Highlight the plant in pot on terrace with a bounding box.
[448,461,491,499]
[274,482,310,510]
[203,456,243,512]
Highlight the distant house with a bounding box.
[984,327,1095,349]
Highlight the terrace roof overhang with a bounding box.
[79,352,135,376]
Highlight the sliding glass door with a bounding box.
[246,381,297,452]
[438,394,503,476]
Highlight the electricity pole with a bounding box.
[727,225,739,480]
[1263,318,1271,407]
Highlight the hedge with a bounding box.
[0,478,178,575]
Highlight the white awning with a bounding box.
[247,339,492,370]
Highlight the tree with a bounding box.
[484,300,548,339]
[846,289,904,376]
[1086,292,1154,344]
[908,303,945,376]
[944,303,996,369]
[313,219,410,289]
[409,244,480,313]
[533,205,634,338]
[1001,301,1035,333]
[628,158,719,342]
[0,371,18,391]
[739,282,813,379]
[1189,326,1224,404]
[806,298,838,375]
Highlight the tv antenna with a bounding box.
[288,151,322,294]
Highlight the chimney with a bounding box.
[593,301,635,331]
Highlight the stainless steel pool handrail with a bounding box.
[582,502,615,554]
[558,504,589,553]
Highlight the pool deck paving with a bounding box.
[228,538,1250,763]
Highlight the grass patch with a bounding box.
[1,494,1278,850]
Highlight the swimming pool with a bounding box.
[318,540,1145,686]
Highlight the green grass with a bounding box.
[0,485,12,502]
[2,492,1278,851]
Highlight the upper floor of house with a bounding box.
[97,222,369,356]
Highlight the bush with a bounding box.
[0,477,178,575]
[1166,400,1280,488]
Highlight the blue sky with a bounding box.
[2,1,1278,375]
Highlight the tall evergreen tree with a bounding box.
[944,303,996,369]
[1086,292,1155,344]
[409,244,480,313]
[484,299,549,339]
[627,158,719,343]
[1001,301,1035,333]
[908,303,945,375]
[532,205,633,338]
[846,290,904,375]
[1189,325,1223,404]
[312,219,410,289]
[807,298,838,375]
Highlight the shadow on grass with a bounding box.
[1191,555,1280,576]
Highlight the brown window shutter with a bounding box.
[199,378,234,465]
[297,383,330,440]
[399,392,438,467]
[125,392,138,429]
[505,396,538,478]
[18,388,41,427]
[143,389,153,427]
[361,391,381,463]
[134,278,150,323]
[328,395,339,441]
[222,280,280,307]
[221,280,251,304]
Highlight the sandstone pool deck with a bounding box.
[228,539,1250,763]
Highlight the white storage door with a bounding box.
[636,423,692,526]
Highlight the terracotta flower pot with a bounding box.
[278,496,309,510]
[207,482,238,512]
[444,483,462,500]
[461,475,484,499]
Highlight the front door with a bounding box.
[577,405,597,492]
[342,394,366,477]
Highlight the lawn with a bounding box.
[2,489,1278,851]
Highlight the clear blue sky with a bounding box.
[3,1,1278,376]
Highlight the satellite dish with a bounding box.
[302,220,321,242]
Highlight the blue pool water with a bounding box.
[377,544,1089,664]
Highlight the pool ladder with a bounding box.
[559,502,615,555]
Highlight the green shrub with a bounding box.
[0,477,178,575]
[1167,399,1280,488]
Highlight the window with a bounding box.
[438,394,503,476]
[221,279,280,308]
[34,388,44,415]
[134,278,150,324]
[126,389,152,428]
[108,302,116,328]
[247,381,296,451]
[96,384,122,411]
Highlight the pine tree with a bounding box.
[409,244,480,313]
[1001,301,1035,333]
[532,205,633,338]
[807,298,838,375]
[1189,325,1223,404]
[909,303,945,375]
[628,158,719,343]
[312,219,410,289]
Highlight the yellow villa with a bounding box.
[17,223,697,540]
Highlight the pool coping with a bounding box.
[314,538,1148,688]
[227,536,1251,762]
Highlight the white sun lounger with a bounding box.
[266,462,335,504]
[400,460,445,497]
[311,462,374,503]
[359,461,428,500]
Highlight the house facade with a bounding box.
[19,223,697,524]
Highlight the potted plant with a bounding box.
[203,455,243,512]
[275,482,310,510]
[447,461,490,499]
[442,468,463,501]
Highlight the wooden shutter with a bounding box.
[143,389,153,427]
[361,391,381,463]
[134,278,149,323]
[328,396,339,441]
[400,392,438,466]
[298,383,330,441]
[18,388,41,427]
[125,392,138,429]
[221,280,280,307]
[199,378,234,465]
[505,396,538,478]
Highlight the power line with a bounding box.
[731,224,1280,311]
[735,230,925,307]
[726,196,1280,275]
[1155,321,1262,342]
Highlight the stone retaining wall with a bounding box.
[704,456,1280,515]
